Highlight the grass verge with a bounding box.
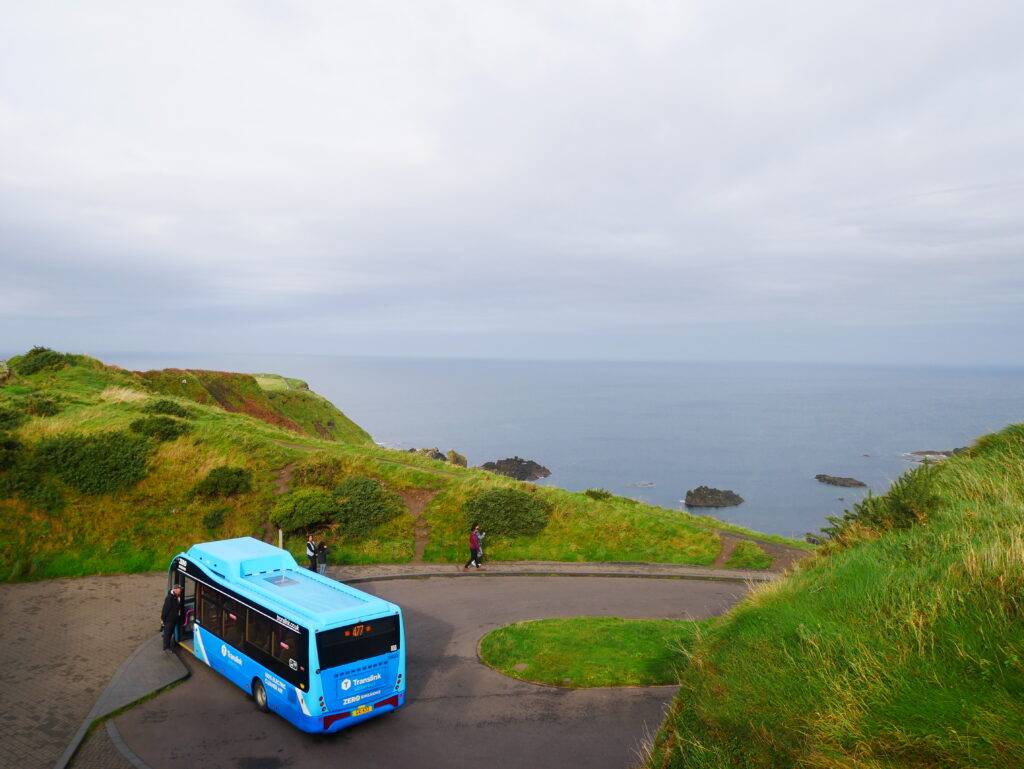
[479,617,712,687]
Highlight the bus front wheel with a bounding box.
[252,679,269,712]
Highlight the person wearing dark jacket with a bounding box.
[305,534,317,571]
[316,540,329,575]
[160,585,183,652]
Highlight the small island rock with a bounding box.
[417,447,447,462]
[684,486,744,508]
[480,456,551,481]
[815,474,866,488]
[906,448,967,463]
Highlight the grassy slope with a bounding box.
[0,351,804,582]
[647,425,1024,769]
[479,617,712,688]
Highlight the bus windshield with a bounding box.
[317,615,400,670]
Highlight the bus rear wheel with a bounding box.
[252,679,269,712]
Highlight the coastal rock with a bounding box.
[684,486,744,508]
[815,474,866,488]
[480,456,551,481]
[416,447,447,462]
[447,449,468,467]
[905,448,967,463]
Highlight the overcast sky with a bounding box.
[2,1,1022,364]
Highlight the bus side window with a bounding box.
[200,586,222,631]
[273,627,300,666]
[246,609,273,655]
[222,598,244,648]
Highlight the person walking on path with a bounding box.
[160,584,183,652]
[463,523,483,571]
[316,539,329,576]
[305,534,317,571]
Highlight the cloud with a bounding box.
[1,0,1023,363]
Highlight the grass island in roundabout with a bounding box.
[478,616,713,688]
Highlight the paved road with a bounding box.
[114,576,747,769]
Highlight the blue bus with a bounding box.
[166,537,406,733]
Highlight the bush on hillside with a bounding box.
[0,452,64,514]
[194,466,252,498]
[25,395,61,417]
[130,415,190,442]
[463,487,551,537]
[819,464,940,545]
[0,435,24,472]
[332,476,405,539]
[14,346,74,376]
[447,449,468,467]
[0,361,9,382]
[202,506,228,533]
[271,488,335,533]
[292,455,346,488]
[0,405,27,431]
[36,431,151,494]
[143,399,191,418]
[584,488,612,500]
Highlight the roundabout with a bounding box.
[109,575,748,769]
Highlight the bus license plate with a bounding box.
[351,705,373,716]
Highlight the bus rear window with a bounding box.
[316,615,400,670]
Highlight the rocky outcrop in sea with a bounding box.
[480,456,551,481]
[684,486,744,508]
[904,448,967,462]
[815,474,866,488]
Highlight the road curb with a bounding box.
[55,636,188,769]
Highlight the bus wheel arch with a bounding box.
[251,678,269,712]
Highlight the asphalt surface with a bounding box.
[113,575,747,769]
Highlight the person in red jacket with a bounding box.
[462,523,483,571]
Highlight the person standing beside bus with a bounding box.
[160,584,182,652]
[316,539,329,575]
[306,534,317,571]
[463,523,482,571]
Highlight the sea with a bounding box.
[74,354,1024,539]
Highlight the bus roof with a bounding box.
[180,537,396,631]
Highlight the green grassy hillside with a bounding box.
[646,424,1024,768]
[0,348,804,581]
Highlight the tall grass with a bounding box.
[646,425,1024,768]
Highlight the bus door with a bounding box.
[179,576,196,646]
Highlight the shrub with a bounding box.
[14,346,72,376]
[194,466,252,498]
[36,431,151,494]
[332,476,405,539]
[463,487,551,537]
[271,488,335,533]
[25,395,60,416]
[143,399,190,418]
[584,488,612,500]
[0,434,22,471]
[0,444,64,513]
[129,415,190,442]
[202,506,228,532]
[447,449,468,467]
[818,464,940,545]
[0,405,27,431]
[292,456,345,488]
[0,454,63,514]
